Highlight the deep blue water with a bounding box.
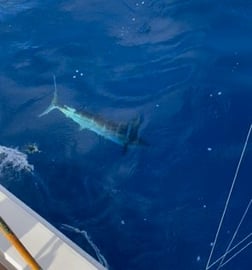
[0,1,251,269]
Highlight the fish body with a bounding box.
[39,76,144,147]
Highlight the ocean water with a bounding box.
[0,1,251,269]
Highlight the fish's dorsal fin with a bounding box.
[125,115,149,146]
[126,116,142,140]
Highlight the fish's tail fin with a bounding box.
[39,75,58,117]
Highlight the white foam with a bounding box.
[0,145,34,175]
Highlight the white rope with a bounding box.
[206,124,252,270]
[208,232,252,269]
[219,241,252,268]
[216,199,252,269]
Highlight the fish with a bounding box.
[39,76,146,149]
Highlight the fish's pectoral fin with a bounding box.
[79,126,86,131]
